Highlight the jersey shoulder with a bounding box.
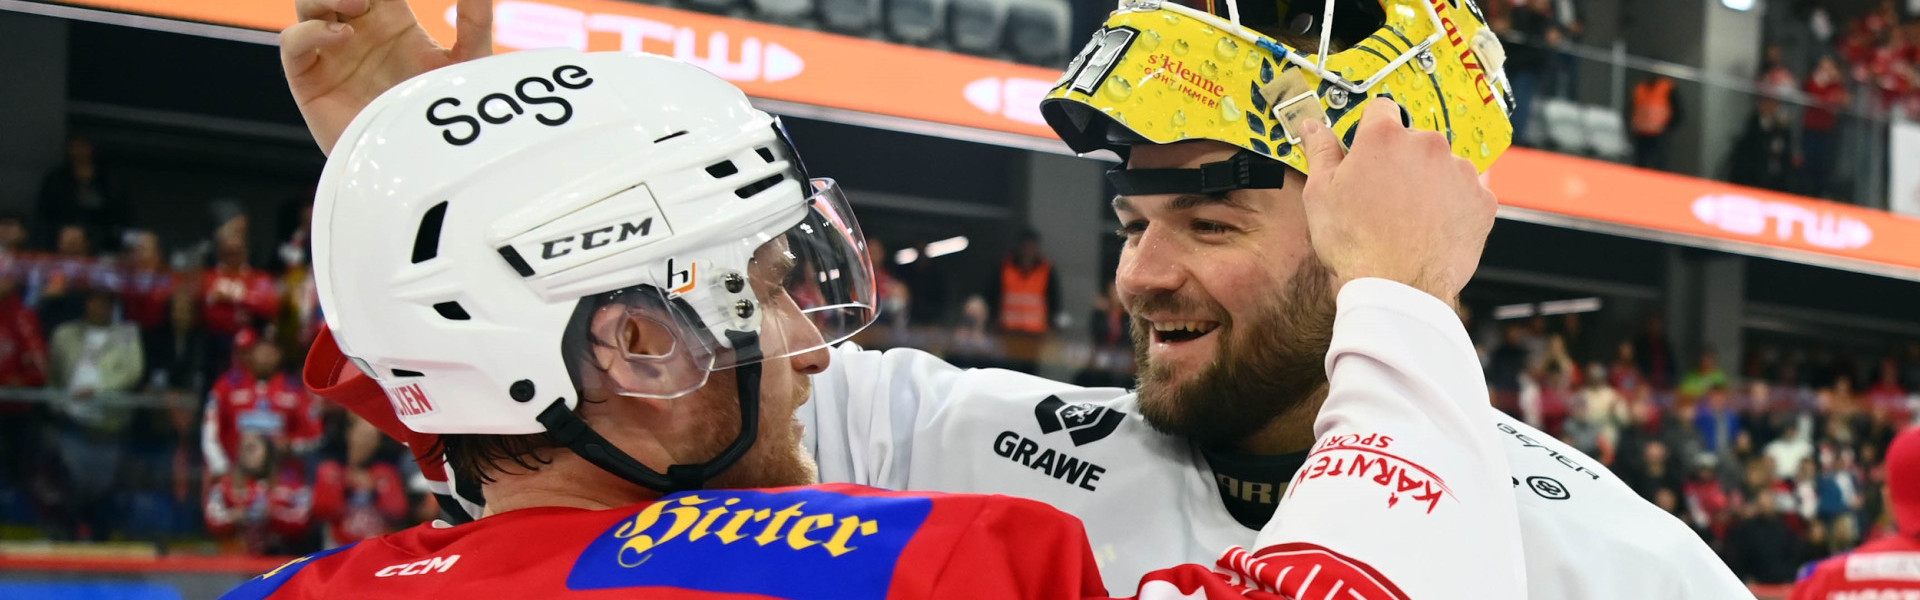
[1487,411,1748,596]
[218,542,362,600]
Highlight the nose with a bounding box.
[790,344,830,375]
[1115,227,1186,303]
[773,303,832,376]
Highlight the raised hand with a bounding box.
[280,0,495,154]
[1297,97,1498,304]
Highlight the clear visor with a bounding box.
[579,179,875,399]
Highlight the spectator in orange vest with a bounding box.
[1790,426,1920,600]
[989,229,1059,335]
[1631,74,1683,171]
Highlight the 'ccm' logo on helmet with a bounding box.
[539,217,657,260]
[426,64,595,147]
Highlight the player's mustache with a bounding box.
[1125,291,1228,324]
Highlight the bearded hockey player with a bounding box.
[247,14,1526,597]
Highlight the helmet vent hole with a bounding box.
[653,130,689,143]
[756,147,776,163]
[411,201,450,264]
[705,161,739,178]
[392,369,425,378]
[433,301,472,321]
[734,173,785,199]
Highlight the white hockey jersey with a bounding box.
[802,279,1752,599]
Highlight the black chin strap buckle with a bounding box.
[666,464,706,492]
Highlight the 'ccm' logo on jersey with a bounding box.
[376,555,460,577]
[426,64,594,146]
[1034,396,1124,446]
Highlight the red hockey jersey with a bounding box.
[1791,534,1920,600]
[220,483,1445,600]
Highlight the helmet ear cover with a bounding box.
[1107,150,1290,196]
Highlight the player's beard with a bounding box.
[1131,256,1336,449]
[691,364,819,490]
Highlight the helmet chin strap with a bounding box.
[537,330,765,494]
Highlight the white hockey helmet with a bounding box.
[314,49,875,490]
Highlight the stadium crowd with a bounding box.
[0,150,425,555]
[1479,314,1920,586]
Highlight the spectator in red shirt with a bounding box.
[200,221,279,386]
[310,415,410,548]
[1686,454,1735,539]
[0,267,47,492]
[201,331,321,480]
[1802,56,1852,198]
[205,430,314,555]
[1867,358,1910,417]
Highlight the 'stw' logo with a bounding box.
[470,1,805,83]
[392,383,437,417]
[1692,193,1874,250]
[1034,395,1124,446]
[964,77,1052,126]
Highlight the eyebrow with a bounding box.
[1112,193,1254,213]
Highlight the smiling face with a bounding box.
[1113,140,1335,449]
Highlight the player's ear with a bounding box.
[587,303,687,388]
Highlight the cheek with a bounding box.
[1194,246,1311,322]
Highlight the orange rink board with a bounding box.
[38,0,1067,140]
[1489,147,1920,279]
[21,0,1920,277]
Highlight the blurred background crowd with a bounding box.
[0,145,420,556]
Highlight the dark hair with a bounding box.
[439,432,560,485]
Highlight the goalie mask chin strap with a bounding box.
[1106,150,1291,196]
[538,330,764,494]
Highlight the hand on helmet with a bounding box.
[280,0,495,154]
[1298,97,1497,305]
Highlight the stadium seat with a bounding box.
[1004,0,1071,66]
[681,0,743,17]
[1582,104,1632,162]
[820,0,882,33]
[1539,98,1589,156]
[949,0,1012,58]
[749,0,816,26]
[886,0,949,45]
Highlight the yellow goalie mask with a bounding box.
[1041,0,1513,195]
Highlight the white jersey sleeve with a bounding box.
[1220,278,1527,599]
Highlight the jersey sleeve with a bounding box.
[803,344,1090,489]
[1239,278,1526,600]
